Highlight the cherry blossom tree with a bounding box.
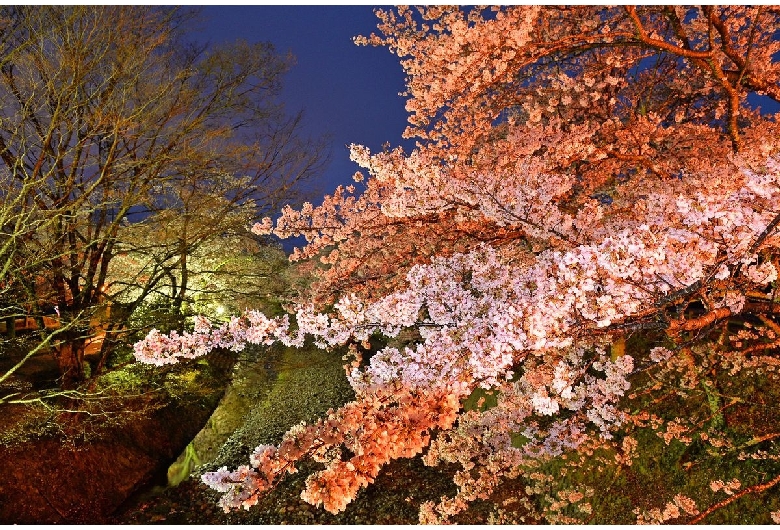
[136,6,780,522]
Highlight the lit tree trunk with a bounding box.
[86,325,120,388]
[175,239,189,315]
[53,325,88,389]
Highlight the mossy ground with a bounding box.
[522,332,780,525]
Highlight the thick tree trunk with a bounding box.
[54,338,87,389]
[88,320,125,385]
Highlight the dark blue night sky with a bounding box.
[197,6,410,200]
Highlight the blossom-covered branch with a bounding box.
[135,6,780,522]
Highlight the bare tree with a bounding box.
[0,6,326,388]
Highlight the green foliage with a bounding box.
[93,365,148,394]
[167,441,202,487]
[461,387,498,412]
[510,431,531,449]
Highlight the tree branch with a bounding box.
[688,473,780,524]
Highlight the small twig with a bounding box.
[33,483,71,522]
